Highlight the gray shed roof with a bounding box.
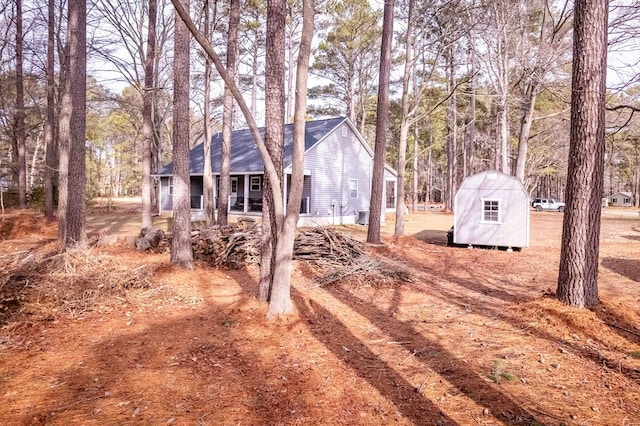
[157,117,348,176]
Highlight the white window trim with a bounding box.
[341,125,348,137]
[481,198,501,224]
[168,177,174,195]
[250,176,261,192]
[349,179,358,198]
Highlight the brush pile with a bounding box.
[191,219,261,268]
[293,228,366,266]
[136,222,412,285]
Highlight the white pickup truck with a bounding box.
[531,198,565,212]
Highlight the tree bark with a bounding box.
[367,0,394,244]
[515,82,538,182]
[467,50,477,178]
[15,0,27,209]
[446,49,457,211]
[66,0,87,245]
[170,0,194,269]
[203,0,218,226]
[44,0,56,219]
[412,121,419,211]
[268,0,314,318]
[141,0,157,229]
[557,0,608,308]
[259,0,286,302]
[394,0,414,237]
[58,0,86,246]
[218,0,238,227]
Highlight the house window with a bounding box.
[168,177,174,195]
[612,197,618,204]
[349,179,358,198]
[341,125,348,137]
[624,197,630,204]
[250,176,261,192]
[482,199,500,223]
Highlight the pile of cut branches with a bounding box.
[137,222,412,286]
[319,256,413,287]
[0,244,159,325]
[191,219,261,268]
[293,227,366,266]
[292,228,412,286]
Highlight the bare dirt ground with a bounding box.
[1,199,639,425]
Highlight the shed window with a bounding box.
[349,179,358,198]
[250,176,261,192]
[612,197,617,204]
[624,197,630,203]
[482,199,500,223]
[168,177,174,195]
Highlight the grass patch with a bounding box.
[488,360,518,383]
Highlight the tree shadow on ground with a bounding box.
[375,241,640,385]
[593,297,640,347]
[413,229,448,246]
[292,288,458,425]
[312,284,541,424]
[15,303,317,424]
[601,257,640,283]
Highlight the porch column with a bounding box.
[243,174,249,213]
[283,172,288,215]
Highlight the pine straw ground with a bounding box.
[1,205,639,425]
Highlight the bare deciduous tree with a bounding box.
[217,0,239,227]
[141,0,157,229]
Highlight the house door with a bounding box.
[230,177,238,207]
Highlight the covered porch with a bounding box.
[190,173,311,215]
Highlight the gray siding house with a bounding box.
[453,171,530,249]
[607,191,633,207]
[156,117,397,226]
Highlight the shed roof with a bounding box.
[157,117,347,176]
[457,170,528,193]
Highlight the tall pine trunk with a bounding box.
[170,0,194,269]
[367,0,394,244]
[58,0,86,246]
[557,0,608,308]
[259,0,286,302]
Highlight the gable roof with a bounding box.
[157,117,348,176]
[457,170,528,193]
[609,191,632,198]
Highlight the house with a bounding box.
[452,171,530,249]
[607,191,633,207]
[155,117,397,226]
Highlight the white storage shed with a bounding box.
[453,171,530,249]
